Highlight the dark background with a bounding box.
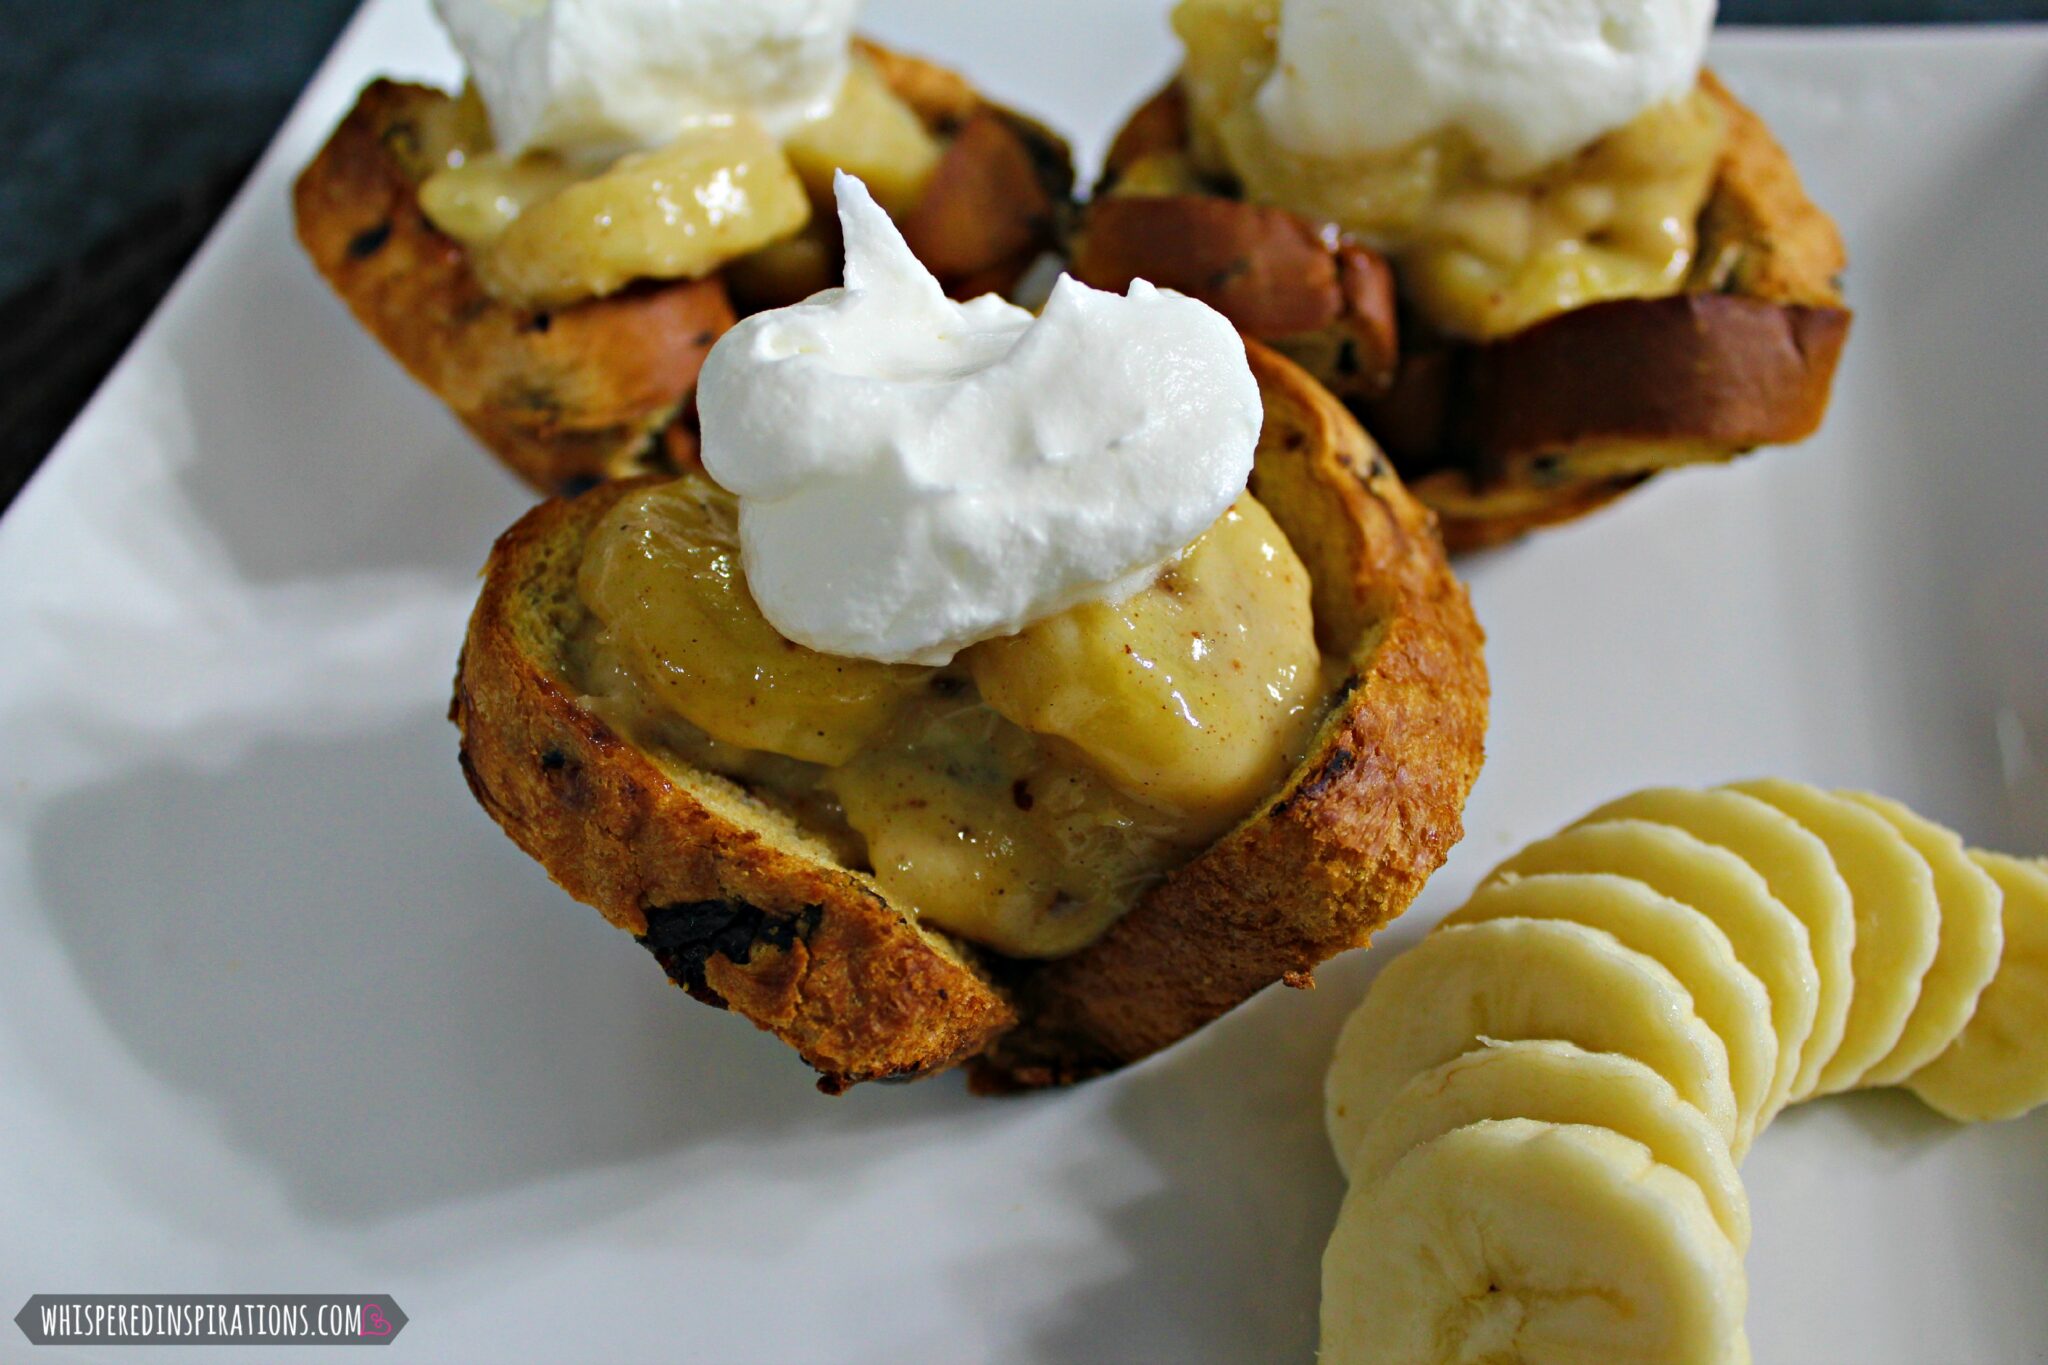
[3,0,2046,504]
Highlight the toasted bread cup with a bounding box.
[295,42,1073,497]
[452,344,1487,1093]
[1072,74,1850,553]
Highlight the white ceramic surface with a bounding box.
[1,5,2043,1362]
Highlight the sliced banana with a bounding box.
[1325,918,1738,1167]
[782,55,943,218]
[1841,792,2006,1086]
[1349,1040,1750,1250]
[1321,1119,1749,1365]
[968,495,1322,841]
[1581,786,1856,1106]
[1445,874,1776,1155]
[1728,779,1940,1096]
[476,118,813,307]
[1488,819,1819,1121]
[1907,852,2048,1122]
[577,475,934,764]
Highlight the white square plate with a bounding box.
[1,5,2043,1361]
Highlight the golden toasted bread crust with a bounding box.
[294,80,737,495]
[1090,72,1851,551]
[452,481,1018,1091]
[1695,70,1847,308]
[1399,289,1851,552]
[454,347,1485,1093]
[1422,478,1649,555]
[851,38,983,128]
[296,49,1073,495]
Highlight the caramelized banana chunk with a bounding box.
[968,495,1323,843]
[578,475,934,765]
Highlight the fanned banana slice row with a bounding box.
[1908,852,2048,1122]
[1445,874,1777,1155]
[1727,780,1940,1097]
[1321,1120,1749,1365]
[1324,918,1738,1169]
[1841,792,2005,1087]
[1487,819,1819,1120]
[1581,786,1855,1107]
[1349,1040,1751,1250]
[1319,781,2044,1363]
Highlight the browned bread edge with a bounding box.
[452,480,1020,1092]
[294,80,737,496]
[970,342,1488,1089]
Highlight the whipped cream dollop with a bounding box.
[433,0,859,158]
[1255,0,1716,177]
[698,173,1263,666]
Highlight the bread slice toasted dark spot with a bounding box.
[452,477,1019,1092]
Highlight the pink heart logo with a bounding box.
[360,1305,395,1338]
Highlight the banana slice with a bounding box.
[1349,1040,1750,1250]
[1325,918,1737,1167]
[782,55,943,218]
[1907,852,2048,1122]
[578,476,935,764]
[1581,786,1855,1106]
[1727,780,1940,1097]
[1321,1119,1749,1365]
[1841,792,2006,1086]
[1445,874,1776,1155]
[476,119,813,307]
[1488,819,1819,1121]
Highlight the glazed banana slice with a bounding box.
[1728,780,1940,1097]
[1444,874,1776,1155]
[476,119,813,307]
[1488,819,1819,1121]
[1582,786,1855,1106]
[1349,1040,1750,1250]
[1841,792,2005,1086]
[1321,1119,1749,1365]
[1907,852,2048,1122]
[1325,918,1737,1168]
[579,475,934,764]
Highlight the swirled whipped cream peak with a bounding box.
[698,172,1263,667]
[1255,0,1717,176]
[432,0,860,158]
